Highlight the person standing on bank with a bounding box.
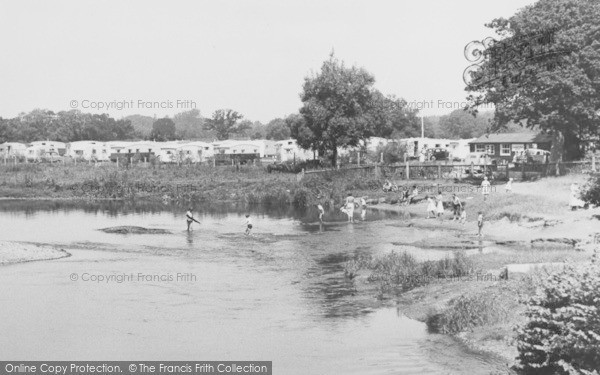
[436,190,444,219]
[477,211,484,237]
[505,178,514,193]
[426,195,436,219]
[481,176,491,202]
[186,207,200,231]
[451,194,462,221]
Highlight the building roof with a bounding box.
[470,133,552,144]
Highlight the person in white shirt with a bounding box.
[481,176,491,201]
[244,214,253,235]
[186,208,200,231]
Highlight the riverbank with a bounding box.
[353,174,598,365]
[0,241,70,265]
[0,163,301,205]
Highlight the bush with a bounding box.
[292,187,311,208]
[581,176,600,206]
[372,142,408,164]
[514,254,600,375]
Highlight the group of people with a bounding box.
[184,176,515,237]
[339,193,368,223]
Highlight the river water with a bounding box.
[0,200,506,374]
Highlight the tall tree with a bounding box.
[465,0,600,160]
[298,55,376,166]
[150,118,176,141]
[204,109,246,140]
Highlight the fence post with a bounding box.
[406,160,410,180]
[506,164,509,180]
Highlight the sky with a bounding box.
[0,0,536,122]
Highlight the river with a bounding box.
[0,200,506,374]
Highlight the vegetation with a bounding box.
[344,251,473,296]
[149,118,177,141]
[0,163,298,205]
[0,109,137,143]
[581,175,600,206]
[426,289,512,335]
[466,0,600,160]
[293,54,419,166]
[204,109,248,140]
[514,254,600,375]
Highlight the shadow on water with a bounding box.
[303,248,376,319]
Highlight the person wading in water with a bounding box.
[186,208,201,231]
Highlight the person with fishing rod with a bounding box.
[186,207,201,231]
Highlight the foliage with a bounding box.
[426,290,511,334]
[265,118,291,140]
[173,109,211,139]
[465,0,600,160]
[0,109,137,143]
[365,92,421,139]
[344,250,473,293]
[149,118,176,141]
[204,109,247,140]
[296,55,376,166]
[581,175,600,206]
[373,142,408,164]
[514,254,600,375]
[437,109,492,139]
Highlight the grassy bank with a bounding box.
[0,163,303,205]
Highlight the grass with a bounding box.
[344,250,473,297]
[0,163,299,205]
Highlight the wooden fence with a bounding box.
[299,159,596,181]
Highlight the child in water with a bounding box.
[477,211,484,237]
[317,203,325,223]
[244,214,253,236]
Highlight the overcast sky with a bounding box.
[0,0,535,122]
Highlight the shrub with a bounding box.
[292,187,311,208]
[581,176,600,206]
[514,254,600,375]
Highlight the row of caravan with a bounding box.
[0,139,315,163]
